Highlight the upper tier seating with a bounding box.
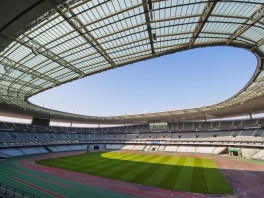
[1,118,263,135]
[1,129,264,146]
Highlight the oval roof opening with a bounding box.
[29,46,256,117]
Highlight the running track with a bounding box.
[6,151,264,198]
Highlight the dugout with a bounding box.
[228,147,241,157]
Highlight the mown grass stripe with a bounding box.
[128,155,172,184]
[174,157,194,192]
[103,152,158,163]
[102,152,138,159]
[118,155,164,181]
[190,158,208,193]
[80,154,157,177]
[158,156,187,189]
[81,159,123,175]
[203,159,233,194]
[95,153,156,178]
[143,156,178,186]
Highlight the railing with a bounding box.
[1,138,264,146]
[0,182,41,198]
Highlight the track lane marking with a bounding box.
[10,177,66,198]
[15,170,72,189]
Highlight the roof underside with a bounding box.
[0,0,264,124]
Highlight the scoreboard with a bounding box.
[149,122,168,132]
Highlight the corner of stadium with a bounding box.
[0,0,264,197]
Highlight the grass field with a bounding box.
[37,151,233,194]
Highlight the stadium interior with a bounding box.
[1,118,264,159]
[0,0,264,197]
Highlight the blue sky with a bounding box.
[29,46,256,116]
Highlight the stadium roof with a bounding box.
[0,0,264,124]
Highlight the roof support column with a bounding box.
[226,5,264,45]
[188,0,218,48]
[142,0,155,54]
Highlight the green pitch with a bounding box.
[37,151,232,194]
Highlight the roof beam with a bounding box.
[2,76,42,90]
[225,5,264,45]
[84,14,200,34]
[0,56,59,84]
[251,37,264,51]
[142,0,155,54]
[15,35,84,76]
[68,37,149,65]
[48,28,250,65]
[39,14,252,55]
[0,85,28,98]
[56,7,116,68]
[79,2,143,27]
[38,13,247,52]
[0,57,57,98]
[155,31,256,45]
[80,13,257,37]
[22,0,84,38]
[189,0,218,48]
[95,19,260,42]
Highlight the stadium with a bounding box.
[0,0,264,197]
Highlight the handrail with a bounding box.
[0,182,41,198]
